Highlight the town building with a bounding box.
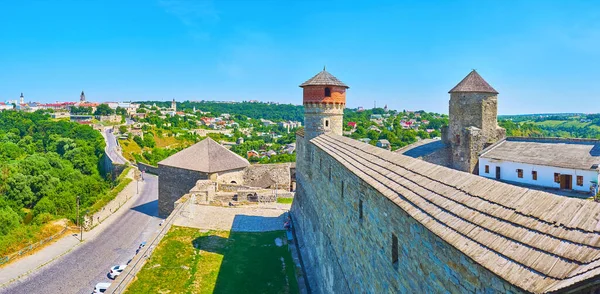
[157,137,250,217]
[479,137,600,194]
[0,102,13,111]
[376,139,391,150]
[292,68,600,293]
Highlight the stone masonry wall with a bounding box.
[290,136,524,293]
[243,163,291,189]
[448,93,505,173]
[304,103,344,140]
[215,168,245,185]
[158,164,208,217]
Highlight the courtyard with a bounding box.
[125,203,299,294]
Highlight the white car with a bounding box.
[93,282,111,293]
[108,264,127,279]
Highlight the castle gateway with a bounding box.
[291,69,600,293]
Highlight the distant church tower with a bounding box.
[19,93,24,105]
[443,70,505,173]
[300,67,348,140]
[171,98,177,112]
[80,91,86,102]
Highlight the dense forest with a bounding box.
[139,101,304,122]
[0,111,111,255]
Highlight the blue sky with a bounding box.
[1,0,599,114]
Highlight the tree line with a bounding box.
[0,111,111,253]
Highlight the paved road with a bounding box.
[1,175,162,294]
[105,128,128,164]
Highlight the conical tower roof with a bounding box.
[449,70,498,94]
[300,68,348,88]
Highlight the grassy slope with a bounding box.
[119,130,192,163]
[126,227,299,294]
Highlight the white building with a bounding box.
[479,138,600,194]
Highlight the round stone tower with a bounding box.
[300,67,348,140]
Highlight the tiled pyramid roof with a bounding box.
[449,70,498,94]
[158,137,249,173]
[300,68,348,88]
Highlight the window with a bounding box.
[517,169,523,178]
[329,166,332,181]
[324,87,331,97]
[577,176,584,186]
[341,181,344,198]
[485,165,489,174]
[554,173,560,183]
[359,199,363,220]
[325,119,329,128]
[532,171,537,181]
[392,233,399,267]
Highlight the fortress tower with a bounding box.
[80,91,86,102]
[443,70,505,173]
[300,67,348,140]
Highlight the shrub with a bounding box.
[33,213,54,226]
[0,207,21,235]
[34,197,57,216]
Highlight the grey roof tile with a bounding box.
[449,70,498,94]
[309,134,600,293]
[299,68,349,88]
[158,137,249,173]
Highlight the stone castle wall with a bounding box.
[291,136,523,293]
[303,103,344,140]
[243,163,291,189]
[215,168,245,185]
[158,164,208,217]
[448,92,505,173]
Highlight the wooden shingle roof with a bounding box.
[311,134,600,293]
[449,70,498,94]
[299,68,349,88]
[158,137,249,173]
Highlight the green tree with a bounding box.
[94,104,115,116]
[0,207,20,235]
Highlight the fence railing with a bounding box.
[0,225,69,266]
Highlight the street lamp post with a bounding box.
[76,196,80,242]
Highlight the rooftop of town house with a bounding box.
[158,137,249,173]
[310,133,600,293]
[480,137,600,171]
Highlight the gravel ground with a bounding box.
[0,175,162,294]
[173,203,291,232]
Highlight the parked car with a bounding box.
[108,264,127,279]
[135,241,147,254]
[93,282,111,293]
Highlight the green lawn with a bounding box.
[277,197,294,204]
[126,227,299,294]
